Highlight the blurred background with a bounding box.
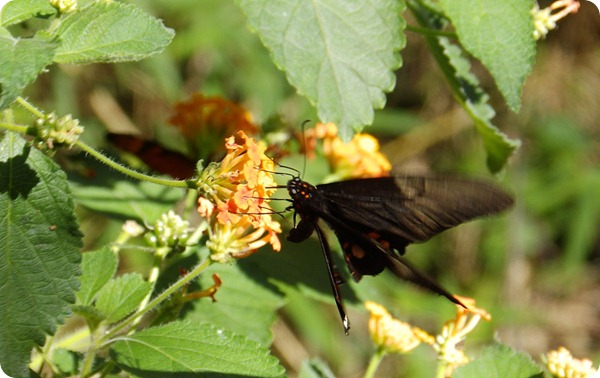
[22,0,600,376]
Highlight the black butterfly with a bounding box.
[284,175,513,333]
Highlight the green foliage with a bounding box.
[52,1,174,64]
[454,343,544,378]
[0,132,82,378]
[110,321,285,377]
[236,0,405,140]
[409,2,521,172]
[76,247,118,306]
[0,29,58,110]
[70,177,184,221]
[438,0,536,112]
[95,273,152,323]
[185,262,285,345]
[0,0,56,27]
[299,359,337,378]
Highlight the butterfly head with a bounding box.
[287,176,318,209]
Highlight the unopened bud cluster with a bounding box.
[50,0,77,13]
[145,211,190,252]
[31,112,83,149]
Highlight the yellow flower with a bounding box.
[309,123,391,180]
[196,131,282,260]
[428,296,491,377]
[532,0,580,40]
[207,212,281,263]
[546,347,599,378]
[50,0,77,13]
[365,301,433,354]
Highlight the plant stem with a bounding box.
[364,348,387,378]
[98,258,213,346]
[75,139,194,189]
[129,246,170,331]
[0,122,29,133]
[16,97,44,118]
[405,24,456,38]
[436,360,448,378]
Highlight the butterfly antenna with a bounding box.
[260,156,299,179]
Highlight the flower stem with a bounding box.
[0,122,29,133]
[75,139,194,189]
[129,246,170,331]
[98,258,212,346]
[16,97,44,118]
[364,348,387,378]
[436,360,449,378]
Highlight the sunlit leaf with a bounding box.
[236,0,405,140]
[0,132,82,377]
[110,321,284,377]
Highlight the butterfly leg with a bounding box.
[312,222,350,334]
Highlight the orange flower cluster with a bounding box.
[308,122,391,180]
[196,131,281,262]
[168,93,259,159]
[170,93,258,138]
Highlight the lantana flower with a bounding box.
[532,0,580,40]
[307,122,391,180]
[545,347,600,378]
[196,131,281,262]
[366,298,491,378]
[365,301,434,354]
[427,296,491,377]
[169,93,259,160]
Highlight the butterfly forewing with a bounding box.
[316,176,513,245]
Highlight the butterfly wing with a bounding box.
[313,176,512,284]
[321,220,463,305]
[317,176,513,246]
[285,175,512,326]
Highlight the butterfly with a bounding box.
[284,175,513,333]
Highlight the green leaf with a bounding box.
[439,37,520,172]
[185,261,285,345]
[236,0,405,140]
[110,321,284,377]
[453,343,543,378]
[76,246,118,306]
[299,358,336,378]
[244,237,360,307]
[0,30,58,110]
[69,155,185,221]
[51,348,80,376]
[410,3,520,172]
[0,0,57,27]
[439,0,536,111]
[53,1,174,64]
[95,273,152,323]
[0,132,82,378]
